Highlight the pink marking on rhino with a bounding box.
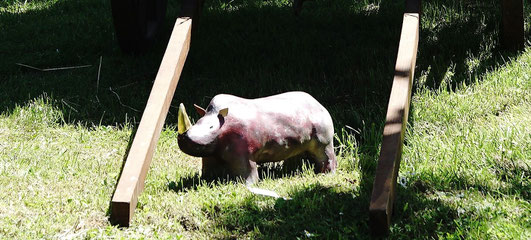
[178,91,336,184]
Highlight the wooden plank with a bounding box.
[369,11,420,235]
[501,0,525,50]
[110,17,192,227]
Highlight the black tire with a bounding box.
[111,0,168,54]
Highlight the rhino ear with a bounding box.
[193,104,206,117]
[218,108,229,117]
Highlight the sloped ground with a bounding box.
[1,0,530,238]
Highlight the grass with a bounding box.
[0,0,530,238]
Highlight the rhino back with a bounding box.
[213,92,333,162]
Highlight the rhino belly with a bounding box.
[251,138,316,163]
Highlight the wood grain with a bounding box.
[110,17,192,227]
[369,10,420,235]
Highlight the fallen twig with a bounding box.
[16,63,91,72]
[61,99,79,113]
[113,81,140,90]
[108,87,140,112]
[96,56,102,103]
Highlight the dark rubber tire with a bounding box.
[111,0,168,54]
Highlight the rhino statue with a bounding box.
[177,91,336,184]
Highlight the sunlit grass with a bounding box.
[0,0,530,238]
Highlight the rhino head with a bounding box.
[177,103,228,157]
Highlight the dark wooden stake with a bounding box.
[369,0,421,235]
[501,0,525,50]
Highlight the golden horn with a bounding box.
[178,103,192,134]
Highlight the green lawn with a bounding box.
[0,0,530,239]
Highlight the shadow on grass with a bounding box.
[168,173,202,192]
[1,0,526,156]
[3,0,520,127]
[414,0,526,91]
[1,0,529,236]
[198,180,459,239]
[166,155,346,194]
[166,158,315,193]
[163,143,461,238]
[0,0,526,154]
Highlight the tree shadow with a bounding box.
[200,180,459,239]
[0,0,173,124]
[0,0,405,130]
[415,0,528,91]
[1,0,529,237]
[1,0,525,139]
[1,0,525,140]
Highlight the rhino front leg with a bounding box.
[226,156,259,184]
[244,160,259,185]
[311,143,337,173]
[201,157,230,181]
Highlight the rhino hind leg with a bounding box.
[310,143,337,173]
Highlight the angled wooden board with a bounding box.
[110,17,192,227]
[109,0,205,227]
[369,9,420,235]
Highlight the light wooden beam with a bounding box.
[369,2,420,235]
[110,17,192,227]
[501,0,525,50]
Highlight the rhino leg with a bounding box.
[203,156,259,184]
[310,143,337,173]
[243,160,259,185]
[201,157,230,181]
[224,156,259,184]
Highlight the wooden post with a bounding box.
[110,0,204,227]
[110,17,192,227]
[369,0,420,235]
[501,0,525,50]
